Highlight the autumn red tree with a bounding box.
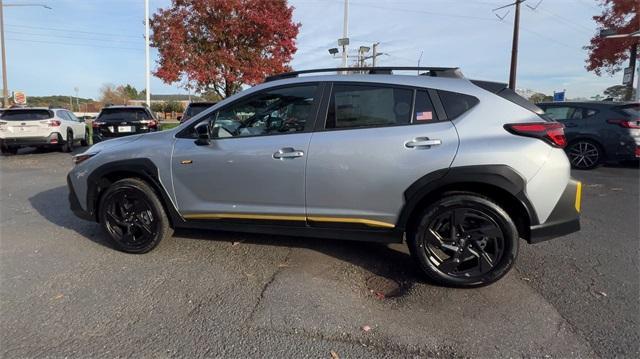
[585,0,638,99]
[150,0,300,98]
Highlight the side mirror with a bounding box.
[194,123,210,146]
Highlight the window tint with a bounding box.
[413,90,438,123]
[0,109,52,121]
[544,106,583,121]
[211,85,317,139]
[438,90,479,120]
[98,108,152,122]
[326,84,412,129]
[186,103,215,117]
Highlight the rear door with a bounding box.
[305,83,459,229]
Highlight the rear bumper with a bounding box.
[529,179,581,243]
[0,133,63,147]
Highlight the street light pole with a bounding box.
[144,0,151,107]
[341,0,349,68]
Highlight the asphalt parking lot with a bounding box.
[0,148,638,358]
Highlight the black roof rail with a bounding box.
[265,66,464,82]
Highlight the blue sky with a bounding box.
[3,0,624,99]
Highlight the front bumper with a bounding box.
[0,133,63,147]
[67,174,95,221]
[529,179,581,243]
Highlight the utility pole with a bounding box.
[341,0,349,68]
[625,44,636,101]
[0,0,7,108]
[372,42,379,67]
[0,2,51,108]
[145,0,151,107]
[494,0,525,90]
[509,0,522,89]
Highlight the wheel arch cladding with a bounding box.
[398,165,538,241]
[87,158,182,227]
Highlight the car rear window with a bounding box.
[0,109,53,121]
[98,108,151,122]
[437,90,479,120]
[614,104,639,119]
[185,103,214,117]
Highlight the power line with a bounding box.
[5,37,144,52]
[338,0,498,22]
[5,23,141,39]
[4,30,142,44]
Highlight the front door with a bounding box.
[171,84,322,224]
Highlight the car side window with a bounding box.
[438,90,479,120]
[209,84,318,139]
[544,106,582,121]
[57,110,70,121]
[413,90,439,123]
[325,84,413,129]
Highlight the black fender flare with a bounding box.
[396,165,539,230]
[86,158,183,225]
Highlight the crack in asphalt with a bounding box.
[246,247,294,324]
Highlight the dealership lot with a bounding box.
[0,149,637,358]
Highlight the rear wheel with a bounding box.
[1,146,18,155]
[61,130,74,152]
[566,140,601,170]
[98,178,173,254]
[80,129,89,146]
[408,194,519,287]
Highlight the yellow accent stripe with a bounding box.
[307,216,395,228]
[184,213,306,221]
[183,213,395,228]
[575,181,582,213]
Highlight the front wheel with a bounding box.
[98,178,173,254]
[408,194,519,287]
[80,129,89,146]
[61,131,74,152]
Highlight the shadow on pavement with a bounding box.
[30,185,425,292]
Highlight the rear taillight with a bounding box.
[92,121,105,128]
[48,120,61,127]
[148,119,157,127]
[635,146,640,158]
[606,119,640,129]
[504,122,567,148]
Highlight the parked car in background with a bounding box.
[92,106,157,143]
[0,107,88,154]
[538,101,639,169]
[68,67,581,287]
[178,102,217,122]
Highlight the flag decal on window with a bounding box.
[416,111,433,121]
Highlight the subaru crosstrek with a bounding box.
[68,67,581,287]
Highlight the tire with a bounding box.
[566,140,602,170]
[407,193,519,287]
[98,178,173,254]
[61,130,74,152]
[1,146,18,155]
[80,129,89,146]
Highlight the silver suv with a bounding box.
[67,67,581,287]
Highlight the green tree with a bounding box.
[121,84,139,100]
[529,93,553,103]
[603,85,636,101]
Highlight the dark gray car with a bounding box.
[538,101,639,169]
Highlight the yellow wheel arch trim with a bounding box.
[183,213,395,229]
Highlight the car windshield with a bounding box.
[185,104,214,117]
[0,109,53,121]
[98,108,151,122]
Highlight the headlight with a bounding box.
[73,152,99,165]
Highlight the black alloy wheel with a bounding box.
[99,178,172,253]
[566,140,601,170]
[62,131,74,152]
[408,194,518,287]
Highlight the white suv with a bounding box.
[0,107,89,154]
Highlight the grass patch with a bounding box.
[160,122,180,131]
